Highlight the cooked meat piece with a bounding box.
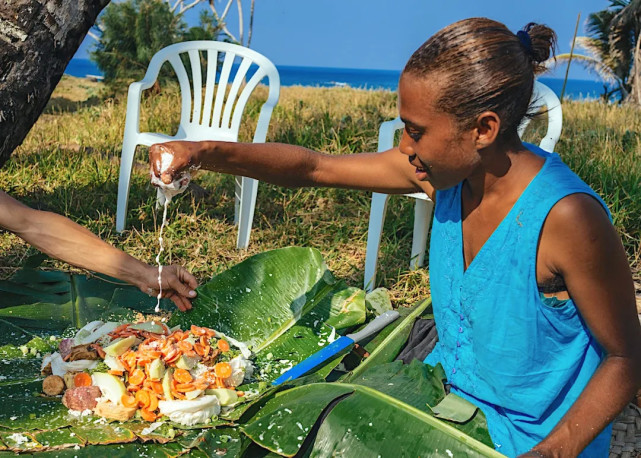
[63,344,99,362]
[42,375,65,396]
[93,400,136,421]
[62,386,102,411]
[58,338,75,360]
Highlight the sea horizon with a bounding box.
[65,58,613,101]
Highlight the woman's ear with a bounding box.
[474,111,501,148]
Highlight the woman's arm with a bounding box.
[0,191,198,311]
[529,193,641,457]
[149,140,434,197]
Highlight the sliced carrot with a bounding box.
[236,391,245,397]
[121,394,138,408]
[128,384,141,392]
[175,382,196,392]
[150,380,164,396]
[108,370,124,376]
[128,368,146,386]
[165,352,180,364]
[194,380,209,391]
[135,389,151,408]
[171,390,186,400]
[217,339,230,352]
[177,341,193,353]
[73,372,92,387]
[140,408,157,422]
[173,368,193,384]
[147,392,159,411]
[193,343,207,356]
[214,362,232,379]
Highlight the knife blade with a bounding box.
[272,310,400,386]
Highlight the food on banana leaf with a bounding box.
[41,320,253,426]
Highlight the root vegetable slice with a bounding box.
[94,400,137,421]
[173,368,193,384]
[73,372,92,387]
[121,394,138,408]
[128,368,145,386]
[140,408,158,422]
[217,339,230,352]
[135,389,152,408]
[214,362,232,379]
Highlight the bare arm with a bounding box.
[150,141,433,196]
[0,191,198,311]
[530,194,641,457]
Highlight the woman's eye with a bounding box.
[406,128,422,141]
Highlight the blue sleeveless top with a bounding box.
[424,145,612,457]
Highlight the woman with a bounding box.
[149,18,641,457]
[0,190,197,311]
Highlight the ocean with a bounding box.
[65,58,610,101]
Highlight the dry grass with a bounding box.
[1,75,639,307]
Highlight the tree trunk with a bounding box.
[0,0,111,168]
[629,30,641,104]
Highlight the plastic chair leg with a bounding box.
[409,199,434,270]
[233,176,242,226]
[236,176,258,249]
[364,192,390,292]
[116,138,139,233]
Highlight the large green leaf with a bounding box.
[169,247,345,351]
[243,380,500,458]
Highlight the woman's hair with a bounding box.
[403,18,557,137]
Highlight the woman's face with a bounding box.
[398,72,482,190]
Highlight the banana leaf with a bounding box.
[242,366,500,458]
[0,247,496,456]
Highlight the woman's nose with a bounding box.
[398,131,413,157]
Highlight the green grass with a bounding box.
[1,75,639,306]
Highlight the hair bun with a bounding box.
[519,22,557,71]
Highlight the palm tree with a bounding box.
[547,0,640,103]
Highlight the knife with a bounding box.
[272,310,400,386]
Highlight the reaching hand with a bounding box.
[140,265,198,312]
[149,141,202,185]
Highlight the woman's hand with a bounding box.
[149,141,203,185]
[139,265,198,312]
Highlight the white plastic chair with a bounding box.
[363,81,563,291]
[115,41,280,249]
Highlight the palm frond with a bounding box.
[548,53,619,84]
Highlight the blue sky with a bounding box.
[76,0,612,81]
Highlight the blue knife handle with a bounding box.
[272,336,353,386]
[271,311,400,386]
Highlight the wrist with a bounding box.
[128,261,155,291]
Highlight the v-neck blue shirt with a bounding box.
[424,145,612,457]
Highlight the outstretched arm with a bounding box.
[529,194,641,457]
[0,191,198,311]
[149,140,434,197]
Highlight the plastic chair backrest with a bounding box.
[518,81,563,152]
[141,41,280,142]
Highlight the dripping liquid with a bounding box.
[155,198,170,312]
